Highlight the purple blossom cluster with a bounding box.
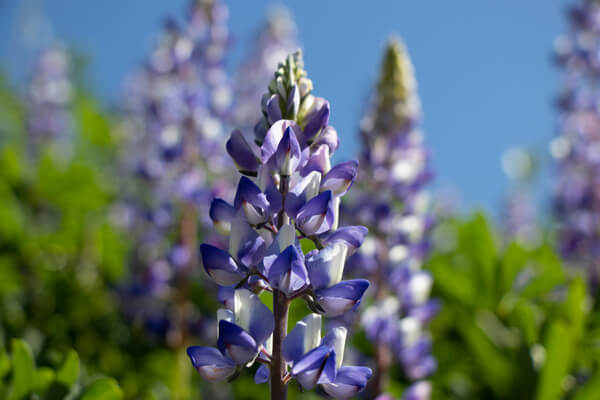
[232,6,298,133]
[26,46,74,158]
[552,0,600,285]
[346,39,439,398]
[119,0,234,344]
[187,51,372,399]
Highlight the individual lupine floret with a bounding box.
[188,289,273,379]
[188,51,371,399]
[345,38,438,398]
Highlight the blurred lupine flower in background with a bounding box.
[118,0,234,347]
[345,38,439,399]
[26,46,74,159]
[500,147,542,249]
[552,0,600,287]
[188,50,372,399]
[232,6,298,133]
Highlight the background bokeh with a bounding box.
[0,0,570,211]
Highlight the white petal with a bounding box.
[409,273,433,306]
[329,327,347,369]
[277,224,297,250]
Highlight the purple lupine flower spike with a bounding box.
[345,38,438,398]
[552,0,600,288]
[26,47,74,159]
[188,50,371,399]
[117,0,235,347]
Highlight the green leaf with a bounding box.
[33,367,55,392]
[79,378,123,400]
[300,238,316,254]
[56,350,80,388]
[0,347,10,378]
[8,339,35,400]
[460,213,497,304]
[535,321,574,400]
[458,313,514,397]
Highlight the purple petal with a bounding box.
[321,226,368,255]
[314,125,339,154]
[321,160,358,196]
[272,126,302,175]
[405,355,437,381]
[402,381,432,400]
[302,98,330,143]
[218,286,234,310]
[227,130,260,175]
[301,144,330,176]
[254,118,269,144]
[267,245,309,296]
[283,314,322,365]
[265,178,283,215]
[254,364,270,384]
[187,346,236,381]
[322,366,373,399]
[296,191,335,236]
[233,177,270,225]
[315,280,370,317]
[210,198,235,235]
[317,349,337,385]
[291,344,334,390]
[234,289,274,347]
[261,120,302,163]
[285,171,321,218]
[409,299,441,324]
[261,223,297,276]
[229,214,266,267]
[200,244,246,286]
[217,320,258,365]
[266,94,282,124]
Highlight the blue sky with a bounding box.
[0,0,570,213]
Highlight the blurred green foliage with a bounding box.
[0,74,209,399]
[428,213,600,400]
[0,338,123,399]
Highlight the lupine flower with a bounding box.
[26,46,74,159]
[346,38,439,398]
[552,0,600,287]
[232,6,298,133]
[188,51,372,399]
[118,0,234,345]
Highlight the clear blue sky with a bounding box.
[0,0,570,213]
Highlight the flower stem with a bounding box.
[270,173,291,400]
[370,342,391,397]
[271,289,289,400]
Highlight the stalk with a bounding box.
[271,289,289,400]
[271,174,290,400]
